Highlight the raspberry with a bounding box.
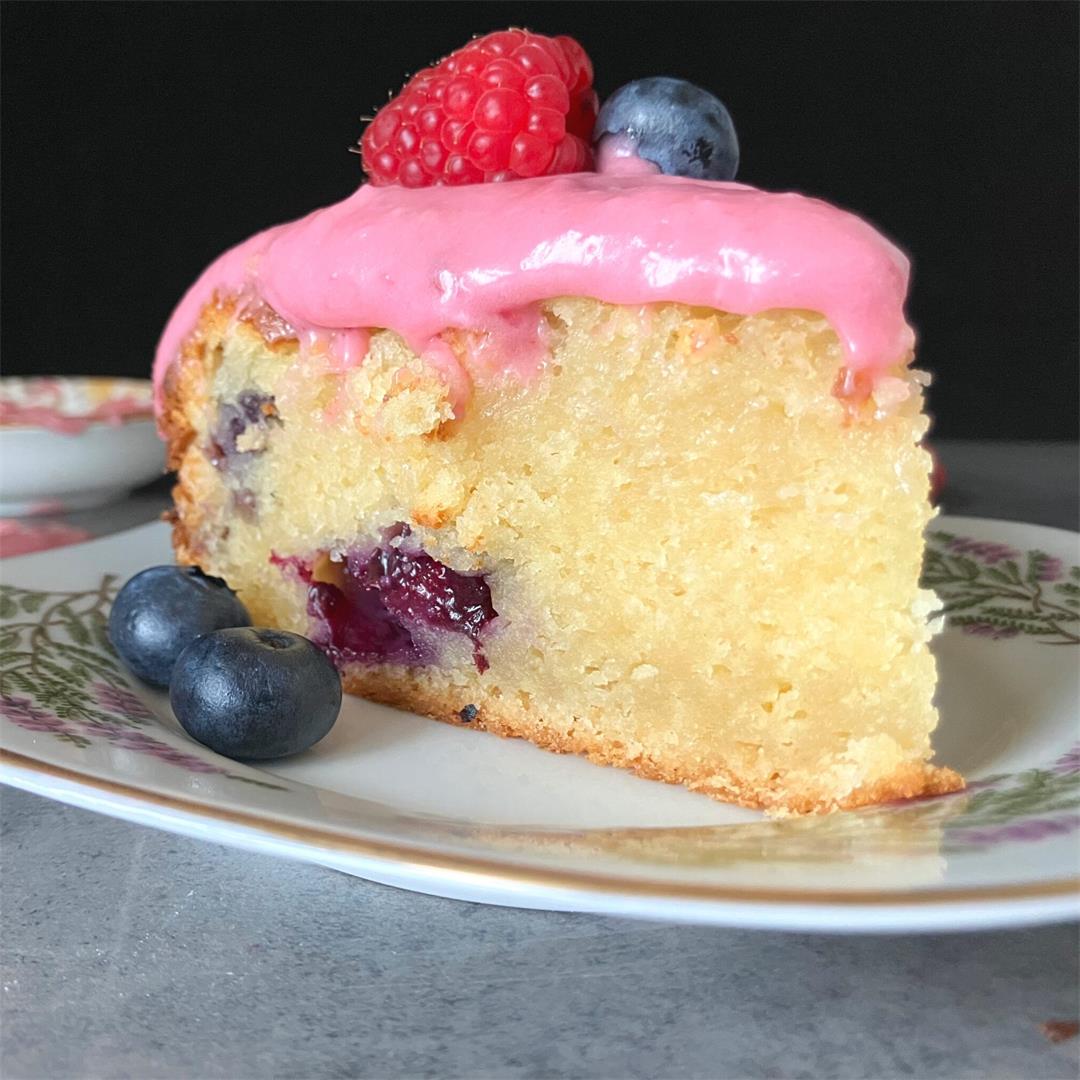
[360,29,598,187]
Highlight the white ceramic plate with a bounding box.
[1,516,1077,932]
[0,377,163,515]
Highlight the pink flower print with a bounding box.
[951,816,1080,847]
[93,681,154,721]
[3,690,227,776]
[0,694,75,736]
[79,719,225,774]
[947,538,1021,565]
[1036,556,1064,583]
[1052,746,1080,775]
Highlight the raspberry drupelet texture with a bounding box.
[360,29,598,186]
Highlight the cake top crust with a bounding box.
[153,171,912,411]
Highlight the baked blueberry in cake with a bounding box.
[155,29,962,813]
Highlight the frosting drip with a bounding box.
[154,172,912,414]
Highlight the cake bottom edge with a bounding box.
[341,667,964,818]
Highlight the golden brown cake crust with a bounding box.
[162,301,256,568]
[341,668,962,816]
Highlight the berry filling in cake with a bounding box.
[152,28,962,812]
[208,391,279,470]
[273,526,497,672]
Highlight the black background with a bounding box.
[4,1,1077,440]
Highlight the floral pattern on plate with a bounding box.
[0,579,284,789]
[1,529,1077,841]
[0,516,1077,929]
[924,531,1080,645]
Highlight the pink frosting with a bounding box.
[594,134,664,177]
[154,172,912,415]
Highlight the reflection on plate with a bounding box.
[1,516,1077,932]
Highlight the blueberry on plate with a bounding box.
[170,627,341,760]
[594,76,739,181]
[108,565,251,687]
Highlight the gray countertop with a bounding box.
[3,440,1078,1080]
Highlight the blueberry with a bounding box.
[170,627,341,760]
[301,527,497,673]
[108,566,251,687]
[594,77,739,181]
[208,391,278,470]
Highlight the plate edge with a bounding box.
[3,749,1078,912]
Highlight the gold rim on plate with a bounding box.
[4,749,1077,909]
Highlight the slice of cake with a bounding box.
[154,29,961,814]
